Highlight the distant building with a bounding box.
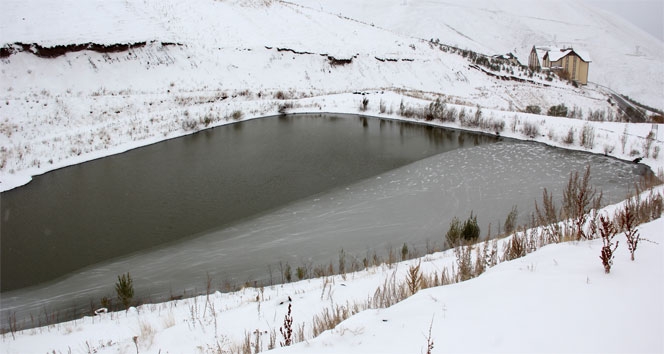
[528,45,591,85]
[491,52,521,66]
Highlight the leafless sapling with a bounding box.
[598,214,619,273]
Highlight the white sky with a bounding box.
[585,0,664,41]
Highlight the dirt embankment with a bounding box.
[0,41,180,59]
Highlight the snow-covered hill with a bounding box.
[292,0,664,110]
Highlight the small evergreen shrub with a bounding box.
[401,243,409,261]
[231,110,243,120]
[461,212,480,242]
[547,104,568,117]
[115,272,134,310]
[445,217,462,247]
[525,105,541,114]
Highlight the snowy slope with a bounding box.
[3,0,662,192]
[291,0,664,110]
[274,220,663,354]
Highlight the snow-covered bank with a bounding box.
[1,0,663,192]
[1,90,663,192]
[274,219,663,354]
[3,189,662,353]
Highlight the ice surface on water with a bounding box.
[0,140,643,323]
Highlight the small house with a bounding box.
[529,45,591,85]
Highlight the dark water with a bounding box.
[0,114,648,330]
[1,114,495,291]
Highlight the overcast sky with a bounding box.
[585,0,663,41]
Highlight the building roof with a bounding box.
[532,45,556,65]
[544,48,591,62]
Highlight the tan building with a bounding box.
[528,46,591,85]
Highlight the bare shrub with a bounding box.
[379,99,387,114]
[338,249,346,275]
[503,205,518,234]
[231,110,243,120]
[535,188,562,243]
[587,109,606,122]
[480,117,505,133]
[458,108,467,122]
[425,318,435,354]
[406,262,423,295]
[426,98,446,121]
[598,214,619,273]
[521,122,539,137]
[580,124,595,149]
[312,303,357,337]
[460,105,482,127]
[561,166,602,240]
[182,119,198,131]
[398,100,418,118]
[603,144,615,155]
[502,232,526,261]
[278,101,293,114]
[444,107,458,122]
[643,131,655,158]
[474,243,486,276]
[454,245,473,281]
[296,266,307,280]
[617,199,640,261]
[279,303,293,347]
[359,97,369,112]
[369,272,408,309]
[283,263,292,282]
[563,127,575,145]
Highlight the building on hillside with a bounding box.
[528,45,591,85]
[492,52,521,66]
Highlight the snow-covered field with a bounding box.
[1,0,663,353]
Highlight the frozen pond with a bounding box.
[0,114,647,329]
